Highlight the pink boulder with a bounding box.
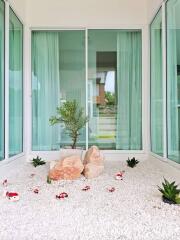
[84,146,103,165]
[83,163,104,179]
[83,146,104,179]
[49,155,84,181]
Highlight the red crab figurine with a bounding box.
[56,192,68,200]
[107,187,115,193]
[6,192,20,202]
[115,171,125,180]
[82,186,90,191]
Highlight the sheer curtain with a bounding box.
[116,31,142,150]
[167,0,179,161]
[9,9,23,157]
[32,32,60,150]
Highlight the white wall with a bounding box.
[9,0,26,22]
[26,0,148,27]
[147,0,163,22]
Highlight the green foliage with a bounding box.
[31,156,46,167]
[49,100,88,149]
[126,157,139,168]
[158,178,180,204]
[47,176,52,184]
[105,91,115,105]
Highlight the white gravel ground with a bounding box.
[0,157,180,240]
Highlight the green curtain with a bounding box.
[150,10,164,156]
[9,8,23,157]
[167,0,179,162]
[0,0,5,160]
[116,31,142,150]
[32,32,60,151]
[58,31,86,148]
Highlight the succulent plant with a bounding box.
[31,156,46,168]
[126,157,139,168]
[158,178,180,204]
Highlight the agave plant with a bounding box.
[126,157,139,168]
[158,178,180,204]
[31,156,46,168]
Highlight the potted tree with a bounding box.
[49,100,88,157]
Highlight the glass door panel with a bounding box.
[32,30,86,150]
[88,30,142,150]
[166,0,180,162]
[0,0,5,160]
[150,9,164,156]
[9,8,23,157]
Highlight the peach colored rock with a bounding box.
[84,146,103,165]
[48,155,84,181]
[83,163,104,179]
[83,146,104,179]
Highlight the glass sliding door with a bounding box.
[166,0,180,163]
[0,0,5,160]
[150,9,164,156]
[9,8,23,157]
[88,30,142,150]
[32,30,86,150]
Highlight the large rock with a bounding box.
[83,163,104,179]
[84,146,103,165]
[83,146,104,179]
[48,155,84,181]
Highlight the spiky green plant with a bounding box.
[49,100,88,149]
[31,156,46,167]
[126,157,139,168]
[158,178,180,204]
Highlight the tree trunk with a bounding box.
[72,134,77,149]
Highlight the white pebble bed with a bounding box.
[0,157,180,240]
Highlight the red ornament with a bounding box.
[2,179,8,187]
[115,171,125,180]
[107,187,115,192]
[30,173,36,178]
[34,189,39,194]
[82,186,90,191]
[56,192,68,200]
[6,192,20,201]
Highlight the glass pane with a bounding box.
[150,9,164,156]
[88,30,142,150]
[32,31,86,150]
[9,8,23,157]
[0,0,5,160]
[167,0,180,163]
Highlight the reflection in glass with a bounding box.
[9,8,23,157]
[150,9,164,156]
[0,0,4,160]
[88,30,142,150]
[167,0,180,162]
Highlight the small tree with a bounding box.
[49,100,88,149]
